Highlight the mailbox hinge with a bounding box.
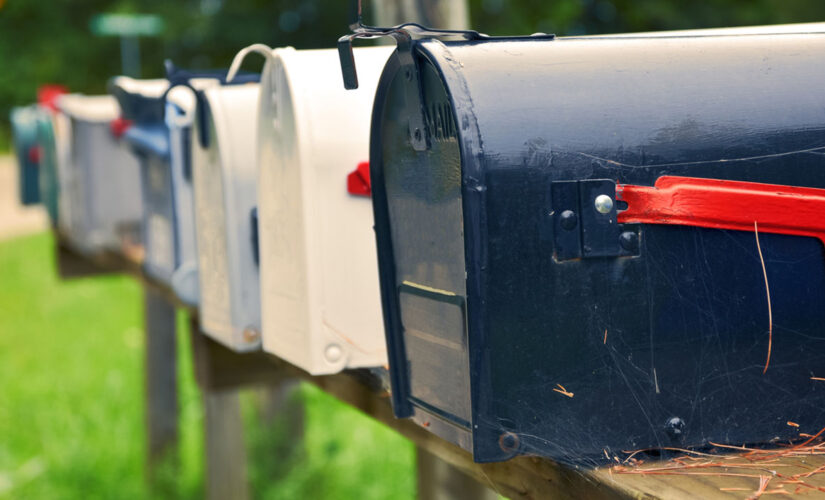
[551,179,641,261]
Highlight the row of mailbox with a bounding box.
[11,22,825,466]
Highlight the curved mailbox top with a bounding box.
[365,25,825,465]
[109,77,169,124]
[56,94,119,123]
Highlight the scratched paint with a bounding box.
[367,28,825,466]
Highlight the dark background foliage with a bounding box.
[1,0,824,148]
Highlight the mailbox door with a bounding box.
[166,99,200,306]
[258,47,391,375]
[35,110,60,226]
[371,49,474,449]
[10,106,42,205]
[193,84,261,351]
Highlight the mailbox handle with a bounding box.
[617,176,825,244]
[226,44,277,83]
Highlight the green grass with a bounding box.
[0,232,415,499]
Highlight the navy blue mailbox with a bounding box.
[340,25,825,465]
[109,76,197,302]
[10,105,42,205]
[109,67,238,305]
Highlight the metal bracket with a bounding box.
[337,2,555,151]
[551,179,640,261]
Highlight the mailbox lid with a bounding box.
[375,32,825,464]
[164,91,205,306]
[257,46,392,374]
[111,79,177,283]
[109,77,169,123]
[192,82,261,351]
[371,47,473,443]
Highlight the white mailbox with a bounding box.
[56,94,142,254]
[227,45,392,374]
[191,81,261,351]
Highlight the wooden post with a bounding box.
[143,285,179,478]
[204,389,250,500]
[190,318,296,500]
[254,380,305,451]
[416,447,498,500]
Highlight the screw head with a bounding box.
[324,343,343,363]
[594,194,614,214]
[242,327,260,343]
[498,432,520,453]
[619,231,639,252]
[559,210,578,231]
[665,417,685,438]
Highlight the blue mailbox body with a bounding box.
[111,78,192,301]
[35,109,61,226]
[359,28,825,465]
[10,105,42,205]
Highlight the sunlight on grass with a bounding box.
[0,232,415,499]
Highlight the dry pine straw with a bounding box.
[608,225,819,498]
[612,426,825,498]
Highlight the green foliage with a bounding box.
[2,0,825,151]
[469,0,825,36]
[0,0,350,151]
[244,385,415,500]
[0,232,150,498]
[0,232,414,499]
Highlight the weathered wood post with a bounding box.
[190,317,298,500]
[143,285,179,481]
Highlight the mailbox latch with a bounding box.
[551,179,641,261]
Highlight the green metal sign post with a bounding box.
[90,13,164,77]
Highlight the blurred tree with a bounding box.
[1,0,825,149]
[0,0,350,149]
[469,0,825,36]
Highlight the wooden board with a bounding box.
[57,237,825,499]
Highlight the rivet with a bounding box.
[559,210,578,231]
[619,231,639,252]
[594,194,614,214]
[324,343,343,363]
[665,417,685,438]
[242,327,260,343]
[498,432,520,453]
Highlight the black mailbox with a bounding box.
[341,25,825,464]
